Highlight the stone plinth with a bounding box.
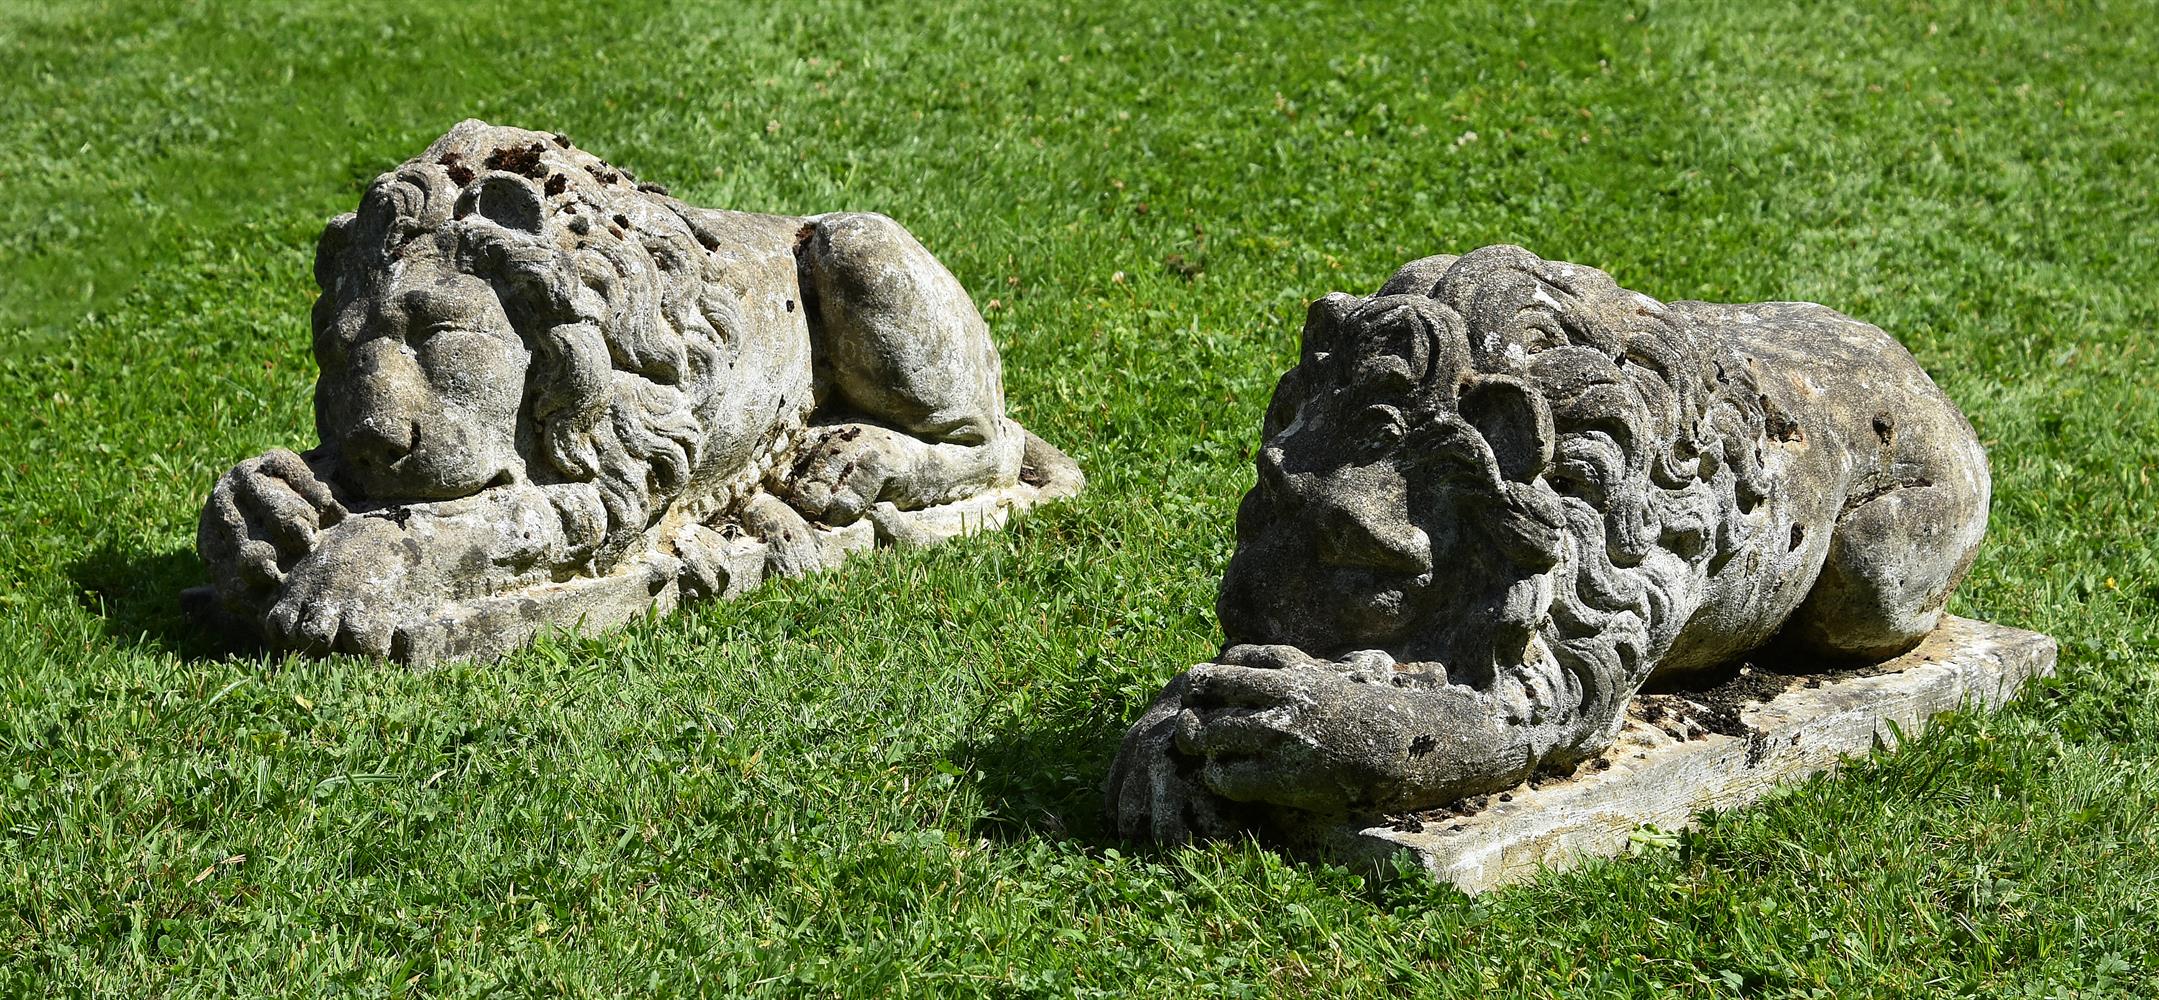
[1317,617,2056,893]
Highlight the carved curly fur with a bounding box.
[1256,245,1778,748]
[311,125,808,568]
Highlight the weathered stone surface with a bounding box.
[1108,245,2005,843]
[185,120,1081,664]
[1313,616,2056,892]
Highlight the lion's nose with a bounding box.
[345,414,418,469]
[338,338,426,472]
[1315,507,1433,575]
[1294,459,1433,575]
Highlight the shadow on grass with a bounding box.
[953,687,1317,854]
[958,705,1417,900]
[957,696,1131,850]
[66,542,260,662]
[957,678,1442,899]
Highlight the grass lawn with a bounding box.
[3,0,2156,995]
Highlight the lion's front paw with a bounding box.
[1169,657,1539,817]
[1109,660,1439,840]
[1104,673,1245,843]
[198,449,348,613]
[778,423,926,525]
[263,516,437,657]
[1170,661,1427,816]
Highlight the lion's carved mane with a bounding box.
[1425,247,1780,731]
[312,127,798,567]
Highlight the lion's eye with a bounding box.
[408,320,460,344]
[387,218,425,253]
[1351,354,1415,394]
[1360,404,1407,453]
[416,327,497,367]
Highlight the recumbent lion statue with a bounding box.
[188,120,1081,663]
[1108,245,1988,841]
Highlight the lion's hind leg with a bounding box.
[783,212,1023,524]
[1784,464,1989,661]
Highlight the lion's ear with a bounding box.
[1460,375,1552,484]
[459,172,547,234]
[314,213,355,293]
[1298,292,1358,369]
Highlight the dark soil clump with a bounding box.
[437,152,476,186]
[484,142,548,179]
[1635,662,1795,739]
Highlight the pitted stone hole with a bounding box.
[1762,395,1803,443]
[1873,412,1895,446]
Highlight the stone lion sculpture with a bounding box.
[188,120,1081,663]
[1108,245,1988,840]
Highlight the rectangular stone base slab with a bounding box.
[1320,617,2057,894]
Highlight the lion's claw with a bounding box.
[199,449,348,614]
[1103,672,1249,843]
[260,514,437,658]
[269,597,395,659]
[780,423,919,525]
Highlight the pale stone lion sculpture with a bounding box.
[188,120,1081,662]
[1108,245,1988,840]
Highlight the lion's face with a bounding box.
[1221,386,1455,650]
[1217,293,1562,678]
[313,245,531,502]
[305,120,740,548]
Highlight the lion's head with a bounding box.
[309,120,747,555]
[1218,246,1775,711]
